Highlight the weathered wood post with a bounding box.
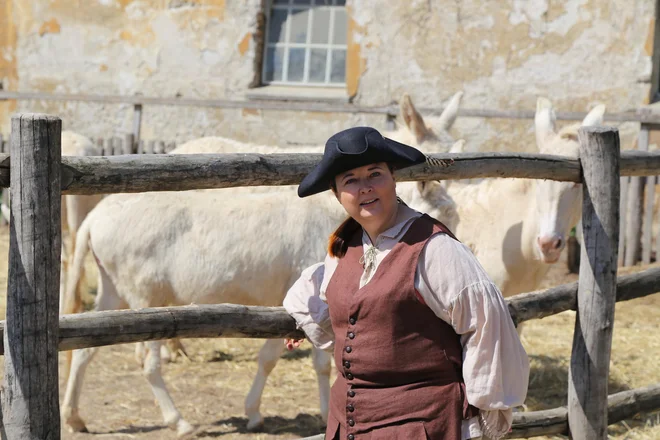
[568,126,620,439]
[1,114,62,438]
[642,175,656,264]
[624,126,648,266]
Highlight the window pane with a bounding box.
[273,0,289,4]
[264,47,285,82]
[293,0,312,4]
[330,49,346,83]
[334,0,346,5]
[309,49,328,82]
[333,9,347,45]
[315,0,332,5]
[289,9,310,44]
[287,48,306,82]
[311,8,330,44]
[268,9,288,44]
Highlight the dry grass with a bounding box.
[0,226,657,439]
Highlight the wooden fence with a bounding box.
[1,113,659,439]
[1,90,660,266]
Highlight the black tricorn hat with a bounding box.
[298,126,426,198]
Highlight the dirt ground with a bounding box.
[0,226,657,439]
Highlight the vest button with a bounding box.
[348,332,355,339]
[346,373,354,380]
[348,390,356,397]
[348,435,355,440]
[348,418,355,427]
[345,346,352,353]
[347,404,355,412]
[343,361,351,369]
[349,317,356,325]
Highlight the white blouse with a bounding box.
[283,204,529,440]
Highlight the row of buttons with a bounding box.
[345,316,357,439]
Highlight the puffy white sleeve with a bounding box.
[416,234,529,439]
[282,257,337,352]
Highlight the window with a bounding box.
[263,0,347,87]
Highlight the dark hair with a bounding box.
[327,163,396,258]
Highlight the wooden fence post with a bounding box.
[95,137,104,156]
[112,137,123,156]
[624,126,648,265]
[123,133,134,155]
[642,175,656,264]
[103,138,113,156]
[568,126,620,439]
[132,103,142,148]
[618,176,629,267]
[1,114,62,438]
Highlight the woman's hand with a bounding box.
[285,338,305,351]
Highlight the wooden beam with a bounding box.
[508,384,660,438]
[3,90,660,123]
[0,264,655,353]
[568,126,620,439]
[1,113,62,438]
[0,151,656,195]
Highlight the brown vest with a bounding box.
[324,215,472,440]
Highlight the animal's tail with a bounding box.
[61,216,93,380]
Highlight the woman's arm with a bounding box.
[416,234,529,439]
[282,258,337,352]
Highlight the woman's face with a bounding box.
[334,162,397,227]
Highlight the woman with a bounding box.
[283,126,529,440]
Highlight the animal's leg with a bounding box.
[135,338,189,368]
[312,347,332,423]
[61,267,123,433]
[245,339,284,431]
[142,340,195,437]
[135,342,147,367]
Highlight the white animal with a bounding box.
[448,98,605,301]
[61,93,465,437]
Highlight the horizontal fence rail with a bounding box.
[0,150,658,194]
[0,265,657,354]
[299,384,660,440]
[3,90,660,123]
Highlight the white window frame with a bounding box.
[262,0,347,87]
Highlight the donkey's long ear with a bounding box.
[436,91,464,132]
[400,93,430,144]
[582,104,606,127]
[535,97,557,149]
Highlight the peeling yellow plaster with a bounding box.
[645,18,655,56]
[100,64,109,72]
[0,0,17,132]
[346,7,366,99]
[238,32,251,56]
[118,26,155,47]
[39,18,61,36]
[241,108,260,117]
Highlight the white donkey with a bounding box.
[449,98,606,302]
[61,95,464,437]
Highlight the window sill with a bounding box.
[245,85,350,103]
